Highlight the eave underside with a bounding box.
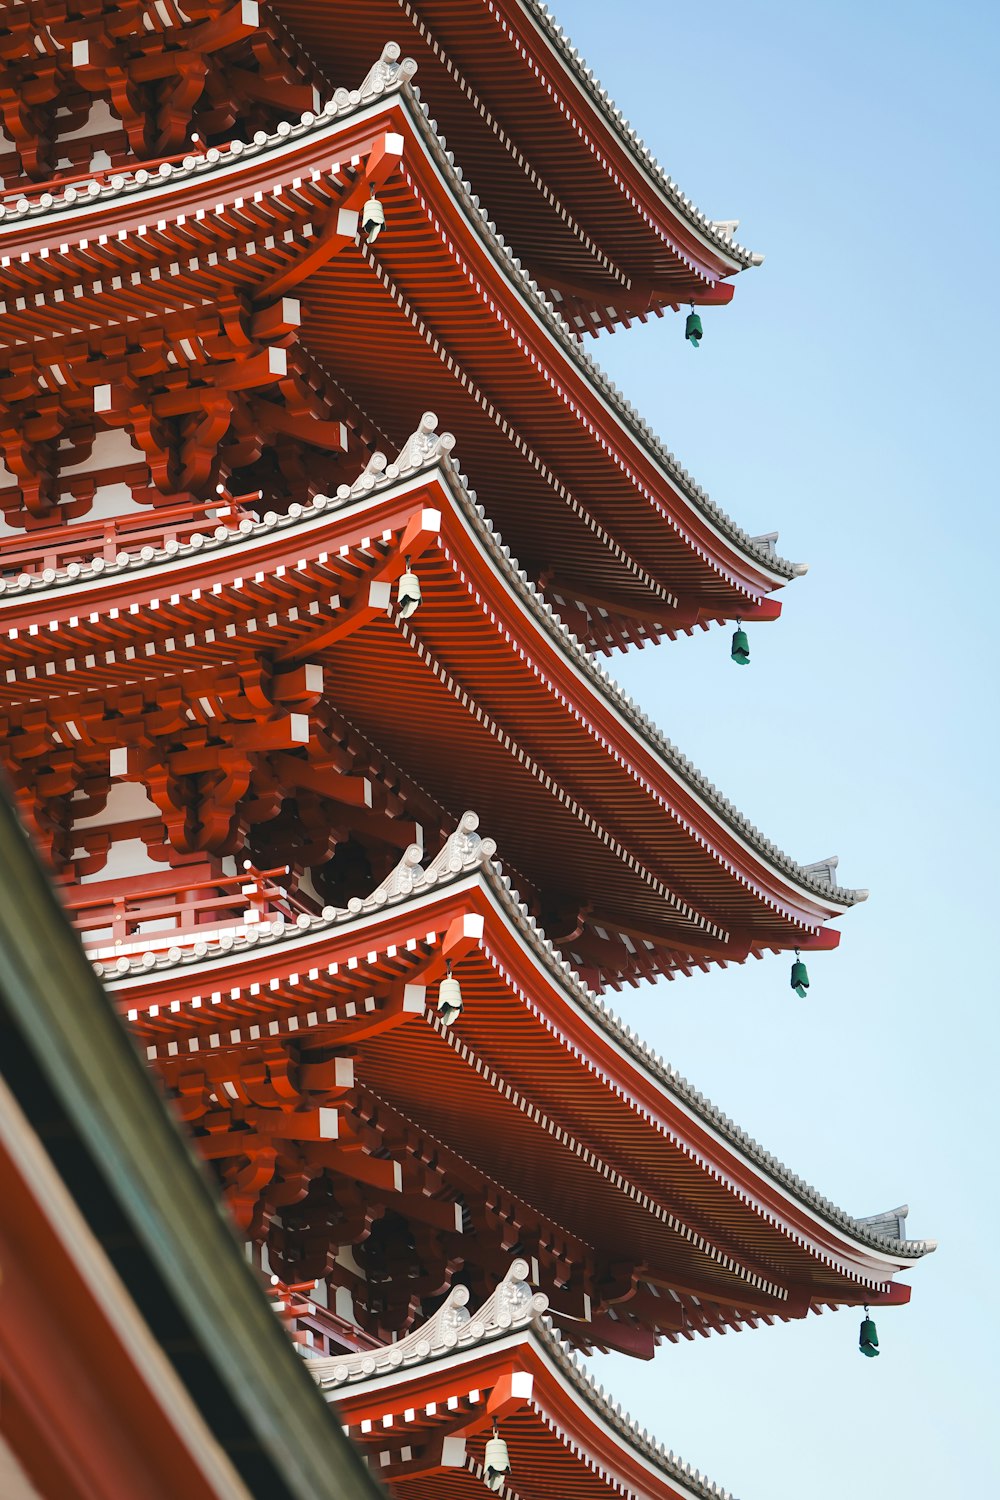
[109,870,917,1325]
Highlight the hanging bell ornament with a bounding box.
[483,1428,511,1492]
[437,963,463,1026]
[397,557,421,619]
[685,307,703,347]
[859,1307,880,1357]
[790,951,810,999]
[731,622,750,666]
[361,195,385,242]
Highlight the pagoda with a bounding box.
[0,3,931,1496]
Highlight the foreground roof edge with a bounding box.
[100,820,933,1266]
[0,786,382,1500]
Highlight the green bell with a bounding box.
[731,626,750,666]
[790,952,809,998]
[859,1310,879,1357]
[685,308,703,347]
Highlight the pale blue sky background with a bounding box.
[560,2,1000,1495]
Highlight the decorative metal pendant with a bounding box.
[437,967,463,1026]
[685,307,703,346]
[859,1309,880,1357]
[483,1429,511,1492]
[790,952,810,998]
[397,557,421,618]
[362,195,386,242]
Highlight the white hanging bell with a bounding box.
[361,195,385,242]
[437,971,463,1026]
[397,563,421,618]
[483,1432,510,1492]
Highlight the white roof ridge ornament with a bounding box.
[392,410,457,475]
[751,530,807,573]
[355,811,495,906]
[800,855,861,896]
[357,41,419,102]
[854,1205,912,1242]
[422,810,498,882]
[312,1257,546,1389]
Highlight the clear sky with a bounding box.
[556,2,1000,1495]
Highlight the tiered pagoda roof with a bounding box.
[0,68,791,650]
[0,9,930,1498]
[1,2,759,330]
[0,439,860,988]
[93,818,928,1357]
[254,0,763,329]
[309,1259,743,1499]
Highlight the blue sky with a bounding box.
[561,1,1000,1494]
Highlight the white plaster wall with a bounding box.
[57,98,122,143]
[73,780,160,829]
[77,837,163,884]
[61,427,145,477]
[75,784,165,883]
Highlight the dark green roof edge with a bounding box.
[0,786,382,1500]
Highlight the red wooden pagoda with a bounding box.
[0,3,931,1496]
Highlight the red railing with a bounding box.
[64,863,295,952]
[0,493,262,576]
[269,1282,383,1358]
[0,146,219,209]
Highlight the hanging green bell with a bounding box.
[731,625,750,666]
[859,1309,879,1357]
[685,308,703,347]
[790,952,809,998]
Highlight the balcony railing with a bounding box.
[0,494,262,579]
[269,1281,383,1360]
[0,146,219,210]
[64,864,298,961]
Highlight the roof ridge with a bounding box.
[406,94,795,578]
[477,862,931,1262]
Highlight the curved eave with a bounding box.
[274,0,756,304]
[100,848,928,1282]
[397,87,791,583]
[515,0,759,273]
[0,83,796,634]
[320,1313,737,1500]
[0,459,861,943]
